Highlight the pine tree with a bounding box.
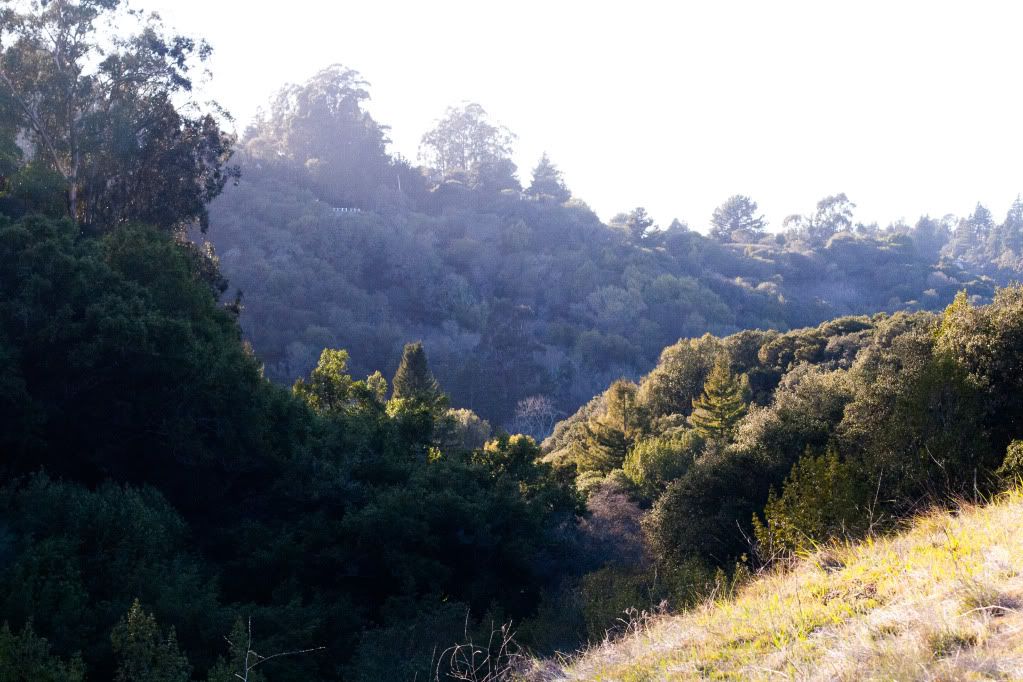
[391,342,444,407]
[689,356,749,441]
[110,601,190,682]
[526,153,570,202]
[574,380,644,475]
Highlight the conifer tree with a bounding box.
[110,601,190,682]
[575,380,645,475]
[689,355,749,441]
[391,342,444,407]
[526,153,570,202]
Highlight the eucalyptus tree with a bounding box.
[0,0,236,232]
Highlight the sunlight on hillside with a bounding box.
[541,489,1023,681]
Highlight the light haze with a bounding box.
[143,0,1023,231]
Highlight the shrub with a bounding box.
[753,449,869,557]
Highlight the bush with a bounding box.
[996,440,1023,485]
[753,450,869,557]
[622,430,704,499]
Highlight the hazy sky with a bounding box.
[144,0,1023,232]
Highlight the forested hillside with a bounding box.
[204,66,1016,428]
[4,2,1023,681]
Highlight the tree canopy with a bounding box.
[419,102,518,189]
[710,195,767,242]
[0,0,237,231]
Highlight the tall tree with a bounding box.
[0,0,236,232]
[245,64,392,207]
[1002,196,1023,255]
[710,195,767,242]
[110,601,191,682]
[949,202,995,262]
[391,341,444,407]
[910,215,952,262]
[783,193,855,247]
[291,348,355,413]
[526,153,570,202]
[611,207,655,242]
[689,355,749,441]
[419,102,517,189]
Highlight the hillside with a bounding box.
[536,489,1023,681]
[203,67,1016,428]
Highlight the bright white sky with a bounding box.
[143,0,1023,232]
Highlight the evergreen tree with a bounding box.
[574,380,644,475]
[526,153,570,202]
[709,195,767,242]
[689,355,749,441]
[950,202,995,261]
[1001,196,1023,257]
[391,342,444,407]
[110,601,190,682]
[0,623,85,682]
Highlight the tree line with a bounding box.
[205,65,1012,429]
[4,1,1023,679]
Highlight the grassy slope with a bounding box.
[536,490,1023,681]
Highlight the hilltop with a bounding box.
[533,489,1023,681]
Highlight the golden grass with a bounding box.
[532,489,1023,681]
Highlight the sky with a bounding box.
[143,0,1023,232]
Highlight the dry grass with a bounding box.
[525,489,1023,681]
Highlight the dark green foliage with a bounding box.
[753,450,870,556]
[0,214,579,679]
[391,341,444,408]
[997,440,1023,484]
[0,475,220,677]
[111,601,191,682]
[0,0,237,231]
[0,217,275,501]
[527,153,571,203]
[644,449,770,565]
[688,356,749,442]
[0,623,85,682]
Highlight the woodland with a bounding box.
[3,2,1023,680]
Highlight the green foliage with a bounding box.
[0,218,275,493]
[110,601,190,682]
[391,341,445,410]
[710,195,767,242]
[526,153,571,203]
[291,348,355,412]
[622,430,704,499]
[753,450,869,556]
[996,440,1023,484]
[573,380,647,477]
[0,474,219,675]
[689,355,749,442]
[644,449,768,565]
[0,0,236,230]
[0,212,584,680]
[0,623,85,682]
[419,102,517,188]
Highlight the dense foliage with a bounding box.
[0,214,583,680]
[6,3,1023,679]
[543,289,1023,629]
[205,68,1007,429]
